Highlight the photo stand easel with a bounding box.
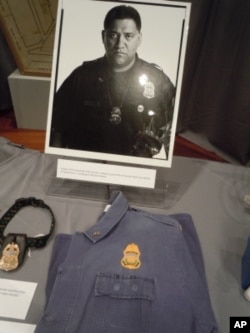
[108,166,179,208]
[46,159,179,208]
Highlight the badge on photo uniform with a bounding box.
[143,81,155,99]
[110,107,122,125]
[137,104,144,113]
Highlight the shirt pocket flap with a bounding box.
[95,273,155,301]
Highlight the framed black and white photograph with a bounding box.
[45,0,191,168]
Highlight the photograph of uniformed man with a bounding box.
[49,4,175,159]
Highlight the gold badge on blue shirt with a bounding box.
[121,243,141,270]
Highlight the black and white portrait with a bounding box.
[45,0,190,168]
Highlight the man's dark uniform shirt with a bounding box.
[50,55,175,158]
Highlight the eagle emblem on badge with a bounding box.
[143,81,155,99]
[0,242,20,271]
[121,243,141,270]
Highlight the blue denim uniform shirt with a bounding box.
[242,236,250,290]
[35,191,217,333]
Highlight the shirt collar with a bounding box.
[84,191,129,243]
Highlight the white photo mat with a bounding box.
[45,0,191,170]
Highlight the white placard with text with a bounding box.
[0,321,36,333]
[0,279,37,320]
[57,159,156,188]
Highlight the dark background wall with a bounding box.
[178,0,250,164]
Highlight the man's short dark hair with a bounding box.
[104,5,141,31]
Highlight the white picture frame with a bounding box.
[45,0,191,168]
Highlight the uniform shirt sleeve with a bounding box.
[50,66,82,147]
